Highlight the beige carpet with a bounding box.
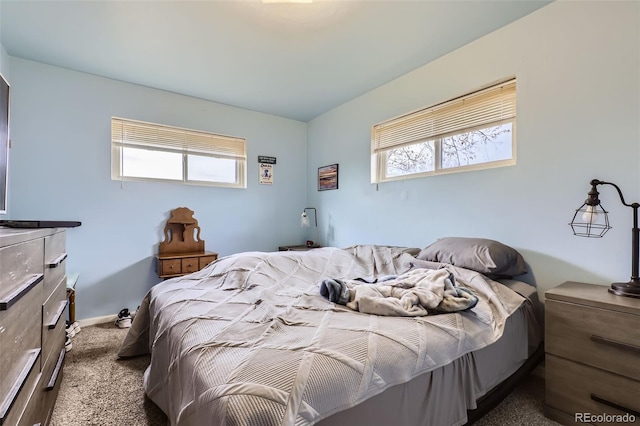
[51,323,560,426]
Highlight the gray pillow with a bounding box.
[416,237,527,277]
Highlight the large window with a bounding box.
[371,78,516,183]
[111,117,246,188]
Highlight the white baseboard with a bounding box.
[77,310,137,328]
[77,314,116,328]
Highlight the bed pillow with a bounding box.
[417,237,527,277]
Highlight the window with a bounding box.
[111,117,246,188]
[371,78,516,183]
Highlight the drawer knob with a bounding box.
[47,253,68,268]
[46,348,66,391]
[0,274,44,311]
[591,394,640,417]
[0,349,40,422]
[591,335,640,353]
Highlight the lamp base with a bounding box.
[609,280,640,298]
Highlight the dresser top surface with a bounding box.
[0,227,63,248]
[546,281,640,315]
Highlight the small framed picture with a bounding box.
[259,163,273,185]
[318,163,338,191]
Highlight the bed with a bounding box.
[118,239,543,426]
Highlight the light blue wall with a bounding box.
[0,44,7,95]
[307,1,640,299]
[0,1,5,80]
[4,1,639,320]
[7,58,308,320]
[0,3,10,218]
[0,43,8,220]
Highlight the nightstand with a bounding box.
[544,281,640,425]
[278,245,321,251]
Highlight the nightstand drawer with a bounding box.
[161,259,181,276]
[546,354,640,422]
[182,258,199,274]
[546,299,640,380]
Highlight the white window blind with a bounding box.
[371,78,516,183]
[111,117,246,188]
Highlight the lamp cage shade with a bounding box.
[570,202,611,238]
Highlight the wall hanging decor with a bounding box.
[318,163,338,191]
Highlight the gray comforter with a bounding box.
[118,245,526,426]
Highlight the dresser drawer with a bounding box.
[546,354,640,423]
[546,299,640,380]
[40,348,65,425]
[42,277,67,369]
[44,231,66,296]
[15,371,44,426]
[199,255,217,269]
[182,257,199,274]
[0,349,41,426]
[0,279,43,399]
[161,259,181,276]
[0,238,44,299]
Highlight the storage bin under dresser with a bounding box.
[0,227,69,426]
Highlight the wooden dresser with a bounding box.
[0,227,68,426]
[156,207,217,279]
[545,281,640,425]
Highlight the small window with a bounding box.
[371,79,516,183]
[111,117,246,188]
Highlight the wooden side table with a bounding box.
[544,281,640,424]
[278,244,321,251]
[66,272,79,323]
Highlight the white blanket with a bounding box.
[343,268,478,316]
[118,245,525,426]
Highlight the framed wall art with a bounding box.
[318,163,338,191]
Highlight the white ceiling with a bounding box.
[0,0,550,122]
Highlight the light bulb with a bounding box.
[301,212,310,227]
[581,205,599,223]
